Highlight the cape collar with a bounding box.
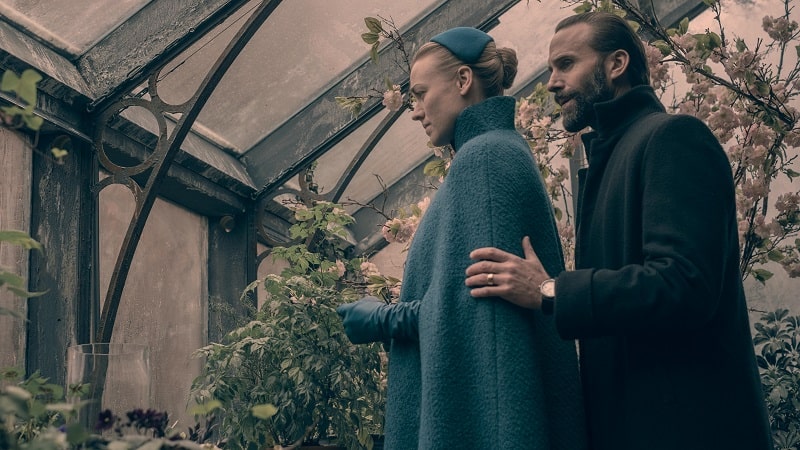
[453,96,517,151]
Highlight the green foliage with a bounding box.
[0,69,43,131]
[363,17,383,63]
[754,309,800,449]
[0,368,212,449]
[192,201,385,450]
[0,369,71,447]
[0,231,45,315]
[335,96,368,117]
[1,69,70,163]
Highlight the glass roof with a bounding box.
[0,0,710,248]
[155,0,441,153]
[0,0,151,56]
[303,0,571,213]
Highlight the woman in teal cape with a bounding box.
[338,27,586,449]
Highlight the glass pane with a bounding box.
[0,0,150,55]
[156,0,440,153]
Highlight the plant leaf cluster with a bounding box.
[192,201,385,450]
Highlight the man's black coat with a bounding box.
[555,86,772,450]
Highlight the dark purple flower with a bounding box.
[94,409,116,431]
[126,408,145,424]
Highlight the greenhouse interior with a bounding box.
[1,0,799,448]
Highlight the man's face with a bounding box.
[547,23,615,132]
[409,53,467,147]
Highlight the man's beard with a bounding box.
[560,64,615,132]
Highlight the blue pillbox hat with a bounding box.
[430,27,493,64]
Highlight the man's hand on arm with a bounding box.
[465,236,550,310]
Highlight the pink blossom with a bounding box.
[645,44,671,90]
[775,193,800,214]
[321,259,347,278]
[515,98,538,130]
[382,85,405,111]
[416,196,431,215]
[707,105,739,143]
[335,259,346,277]
[360,261,381,278]
[382,217,417,243]
[740,177,770,203]
[784,129,800,147]
[722,49,760,81]
[762,16,798,43]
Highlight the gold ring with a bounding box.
[487,273,495,286]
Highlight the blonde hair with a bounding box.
[413,40,518,97]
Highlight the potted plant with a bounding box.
[191,201,387,450]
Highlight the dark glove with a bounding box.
[336,297,419,345]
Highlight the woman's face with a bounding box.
[409,53,468,147]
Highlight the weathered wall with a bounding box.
[0,128,32,372]
[98,183,207,429]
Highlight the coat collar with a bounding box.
[582,85,666,144]
[453,96,517,151]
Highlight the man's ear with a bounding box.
[606,49,630,84]
[456,65,473,95]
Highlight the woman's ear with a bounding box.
[607,49,630,84]
[456,65,473,95]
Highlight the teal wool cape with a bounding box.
[384,96,586,449]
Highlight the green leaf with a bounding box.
[752,268,774,284]
[573,2,592,14]
[17,69,42,106]
[45,402,76,414]
[754,80,771,97]
[364,17,383,34]
[66,422,90,445]
[361,32,379,45]
[189,399,222,415]
[11,285,46,298]
[0,230,43,250]
[736,38,748,52]
[251,403,278,419]
[0,271,26,289]
[651,40,672,56]
[1,70,20,92]
[0,69,41,107]
[51,147,69,161]
[4,385,32,402]
[767,250,785,262]
[0,305,26,319]
[707,32,722,49]
[22,112,43,131]
[784,168,799,181]
[679,17,689,35]
[370,42,380,63]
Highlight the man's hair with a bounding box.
[555,11,650,87]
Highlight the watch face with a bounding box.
[541,279,556,298]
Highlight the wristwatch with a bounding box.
[539,279,556,315]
